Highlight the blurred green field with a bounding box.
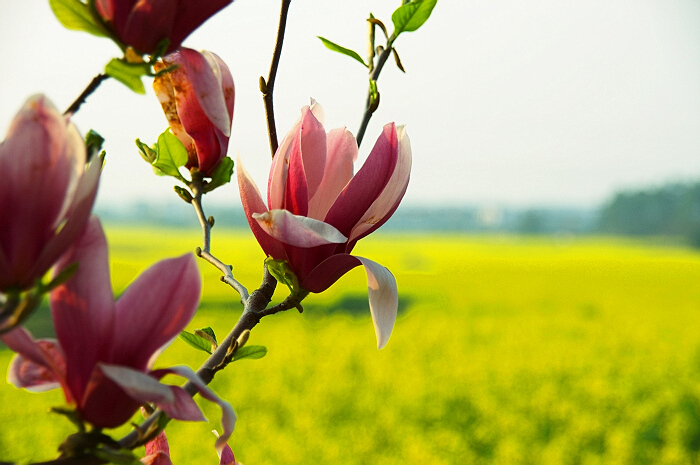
[3,227,700,465]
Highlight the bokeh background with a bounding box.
[2,1,700,464]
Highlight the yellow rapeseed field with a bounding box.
[2,227,700,465]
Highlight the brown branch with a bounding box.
[261,0,292,158]
[63,74,110,116]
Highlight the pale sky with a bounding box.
[1,0,699,209]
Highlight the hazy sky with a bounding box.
[1,0,699,209]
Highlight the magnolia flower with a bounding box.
[2,219,234,446]
[154,48,235,177]
[237,102,411,349]
[0,95,100,292]
[141,430,240,465]
[95,0,232,55]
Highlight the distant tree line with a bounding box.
[598,183,700,246]
[97,182,700,246]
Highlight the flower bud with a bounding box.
[154,48,234,177]
[0,95,100,291]
[95,0,232,55]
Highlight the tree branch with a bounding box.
[260,0,292,158]
[63,74,110,116]
[189,174,249,303]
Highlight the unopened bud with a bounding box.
[174,186,193,204]
[237,329,250,349]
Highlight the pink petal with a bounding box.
[153,64,195,161]
[253,210,347,248]
[111,253,200,371]
[0,96,82,289]
[217,442,236,465]
[144,431,170,457]
[200,50,234,137]
[299,254,361,293]
[100,364,206,422]
[237,157,287,260]
[284,130,309,216]
[141,452,174,465]
[323,123,399,237]
[28,157,101,283]
[121,0,177,54]
[94,0,114,21]
[166,49,224,174]
[268,118,301,210]
[302,255,398,349]
[348,124,411,244]
[308,127,358,220]
[168,0,233,53]
[355,257,398,349]
[268,103,324,210]
[297,106,326,202]
[154,365,236,451]
[50,218,115,404]
[2,331,66,392]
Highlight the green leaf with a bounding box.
[49,0,108,37]
[104,58,150,94]
[233,345,267,361]
[152,129,188,179]
[318,37,368,68]
[203,157,234,193]
[265,257,301,295]
[391,0,438,37]
[84,129,105,160]
[179,330,212,354]
[194,327,218,351]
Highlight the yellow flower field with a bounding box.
[2,227,700,465]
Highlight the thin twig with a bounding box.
[63,74,110,116]
[356,46,393,148]
[189,175,249,303]
[261,0,292,158]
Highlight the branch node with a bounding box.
[195,247,202,257]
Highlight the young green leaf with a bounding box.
[151,129,189,179]
[318,37,368,68]
[265,257,301,295]
[203,157,234,193]
[179,330,212,354]
[104,58,150,94]
[49,0,109,38]
[233,345,267,361]
[391,0,438,38]
[195,327,218,348]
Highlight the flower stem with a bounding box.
[261,0,292,159]
[356,45,393,148]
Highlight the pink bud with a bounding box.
[0,95,100,291]
[154,48,235,176]
[95,0,232,55]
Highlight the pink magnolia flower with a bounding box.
[154,48,234,177]
[1,218,235,445]
[237,102,411,349]
[141,430,240,465]
[95,0,232,55]
[0,95,100,292]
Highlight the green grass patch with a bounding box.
[3,229,700,464]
